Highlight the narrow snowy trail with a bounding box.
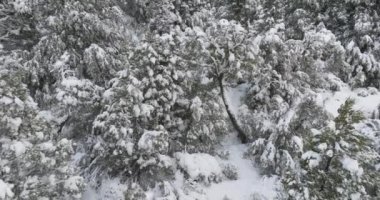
[202,84,277,200]
[204,135,277,200]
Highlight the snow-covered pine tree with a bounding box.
[358,119,380,197]
[182,17,257,143]
[242,23,304,175]
[300,99,377,199]
[0,54,84,199]
[0,0,40,51]
[243,21,352,176]
[88,31,215,188]
[89,41,179,188]
[21,0,139,146]
[346,35,380,88]
[285,0,380,89]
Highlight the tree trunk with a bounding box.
[218,74,248,143]
[320,153,334,192]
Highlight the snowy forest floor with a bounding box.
[203,134,277,200]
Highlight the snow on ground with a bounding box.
[82,178,127,200]
[166,133,277,200]
[82,140,278,200]
[317,83,380,117]
[203,135,277,200]
[225,83,249,115]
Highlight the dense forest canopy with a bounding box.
[0,0,380,199]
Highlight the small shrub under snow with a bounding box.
[175,153,222,184]
[222,164,238,180]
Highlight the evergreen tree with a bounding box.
[0,54,84,199]
[183,17,257,143]
[0,0,39,51]
[299,99,376,199]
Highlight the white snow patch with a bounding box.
[64,176,84,193]
[317,143,328,151]
[12,0,31,13]
[53,51,70,69]
[38,110,56,122]
[138,130,165,153]
[340,156,363,176]
[225,83,249,115]
[204,143,277,200]
[10,141,26,157]
[83,178,127,200]
[302,151,322,168]
[292,136,303,150]
[376,163,380,171]
[317,81,380,117]
[0,179,14,199]
[0,96,13,105]
[82,187,97,200]
[228,53,235,62]
[175,152,222,182]
[350,193,362,200]
[39,141,56,152]
[7,117,22,132]
[170,171,207,200]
